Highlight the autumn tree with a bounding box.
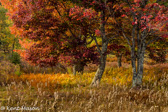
[111,0,168,88]
[70,0,167,87]
[0,0,99,75]
[57,5,100,75]
[66,0,126,86]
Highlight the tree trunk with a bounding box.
[132,43,146,88]
[91,40,108,86]
[73,62,84,75]
[131,47,137,88]
[90,53,107,87]
[117,55,122,67]
[90,8,108,87]
[132,57,144,88]
[57,63,68,73]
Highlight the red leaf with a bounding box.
[95,29,101,36]
[121,14,126,17]
[134,0,141,3]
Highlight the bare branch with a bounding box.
[108,35,119,42]
[90,35,101,54]
[122,31,131,47]
[146,36,162,45]
[141,30,157,42]
[86,38,93,45]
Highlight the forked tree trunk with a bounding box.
[132,43,146,88]
[73,62,84,75]
[90,40,108,87]
[90,8,108,87]
[132,58,144,88]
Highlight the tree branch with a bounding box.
[121,30,131,47]
[86,38,93,45]
[90,35,101,54]
[108,35,118,42]
[146,36,162,45]
[106,4,131,47]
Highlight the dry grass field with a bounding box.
[0,62,168,112]
[0,53,168,111]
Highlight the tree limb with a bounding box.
[146,36,162,45]
[86,38,93,45]
[90,35,101,54]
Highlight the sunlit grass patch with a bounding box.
[7,65,168,91]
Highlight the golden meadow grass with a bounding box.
[0,65,168,111]
[9,66,167,89]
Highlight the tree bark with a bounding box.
[117,55,122,67]
[132,57,144,88]
[57,63,67,73]
[91,38,108,86]
[73,62,84,75]
[132,43,146,88]
[90,8,108,87]
[90,52,107,87]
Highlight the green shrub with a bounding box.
[8,52,21,65]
